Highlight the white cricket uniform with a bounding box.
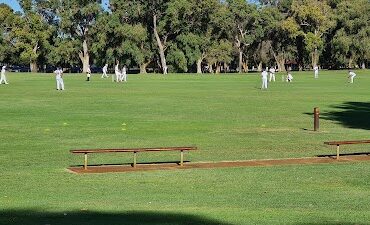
[121,67,127,82]
[314,66,319,78]
[261,71,268,89]
[286,73,293,82]
[0,66,8,84]
[348,71,356,83]
[86,67,91,81]
[269,67,276,82]
[101,65,108,78]
[54,69,64,90]
[114,64,120,82]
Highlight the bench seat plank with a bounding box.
[70,146,197,154]
[70,146,197,170]
[324,140,370,145]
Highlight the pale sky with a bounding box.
[0,0,110,12]
[0,0,22,12]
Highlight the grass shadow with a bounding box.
[0,209,234,225]
[308,102,370,130]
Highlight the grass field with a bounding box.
[0,70,369,225]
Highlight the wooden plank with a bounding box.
[324,140,370,145]
[71,146,197,154]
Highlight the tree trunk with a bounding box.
[242,61,248,73]
[238,50,243,73]
[140,62,150,74]
[258,62,263,72]
[348,56,354,68]
[153,14,167,74]
[79,39,89,73]
[30,42,38,72]
[196,58,202,74]
[30,62,37,72]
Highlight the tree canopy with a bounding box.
[0,0,369,73]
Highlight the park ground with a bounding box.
[0,70,369,225]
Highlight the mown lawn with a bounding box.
[0,70,369,225]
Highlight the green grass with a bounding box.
[0,70,369,224]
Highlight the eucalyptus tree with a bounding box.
[286,0,335,68]
[331,0,370,68]
[166,0,220,73]
[226,0,259,73]
[107,0,155,73]
[9,0,53,72]
[0,4,17,64]
[43,0,102,72]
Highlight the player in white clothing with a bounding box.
[121,65,127,82]
[86,65,91,81]
[261,68,268,89]
[314,65,319,78]
[348,70,356,83]
[101,64,108,78]
[286,71,293,82]
[0,66,9,85]
[269,67,276,82]
[54,67,64,90]
[114,63,120,82]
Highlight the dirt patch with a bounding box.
[68,155,370,174]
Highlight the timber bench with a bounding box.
[324,140,370,159]
[70,146,197,170]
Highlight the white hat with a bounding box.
[2,66,6,69]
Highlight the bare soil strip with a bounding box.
[68,155,370,174]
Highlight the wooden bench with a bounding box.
[70,146,197,170]
[324,140,370,159]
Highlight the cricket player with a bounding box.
[54,67,64,90]
[269,67,276,82]
[121,66,127,82]
[261,68,268,89]
[286,72,293,82]
[314,65,319,78]
[101,64,108,78]
[114,63,120,82]
[0,66,9,85]
[86,65,91,81]
[348,70,356,83]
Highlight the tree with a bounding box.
[46,0,102,72]
[331,0,370,68]
[287,0,335,68]
[227,0,259,73]
[0,4,17,64]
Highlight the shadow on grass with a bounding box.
[307,102,370,130]
[0,209,233,225]
[296,223,369,225]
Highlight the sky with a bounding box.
[0,0,110,12]
[0,0,22,12]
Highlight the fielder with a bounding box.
[269,67,276,82]
[121,66,127,82]
[348,70,356,83]
[0,66,9,85]
[114,63,120,82]
[101,64,108,78]
[86,65,91,81]
[54,67,64,90]
[261,68,268,89]
[314,65,319,78]
[286,72,293,82]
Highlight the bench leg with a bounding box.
[180,150,184,166]
[336,145,340,160]
[84,153,88,170]
[133,152,137,168]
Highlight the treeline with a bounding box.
[0,0,369,73]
